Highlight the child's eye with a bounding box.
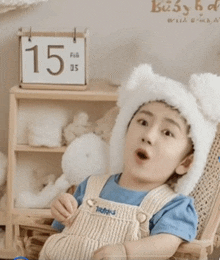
[163,130,174,137]
[137,119,148,126]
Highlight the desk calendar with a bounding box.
[18,28,88,90]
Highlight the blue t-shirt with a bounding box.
[52,174,198,242]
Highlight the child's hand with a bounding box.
[91,244,127,260]
[50,193,78,225]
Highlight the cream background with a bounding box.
[0,0,220,257]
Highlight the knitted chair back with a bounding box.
[189,124,220,240]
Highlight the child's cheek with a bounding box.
[159,143,181,164]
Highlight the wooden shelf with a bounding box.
[15,145,66,153]
[4,84,118,258]
[13,208,52,218]
[12,209,54,233]
[10,84,118,101]
[0,211,6,225]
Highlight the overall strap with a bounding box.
[140,184,178,218]
[84,174,111,200]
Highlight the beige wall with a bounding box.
[0,0,220,256]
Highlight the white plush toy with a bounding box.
[63,112,94,146]
[15,167,58,208]
[94,106,119,143]
[62,133,109,185]
[15,133,109,208]
[63,107,119,145]
[27,105,68,147]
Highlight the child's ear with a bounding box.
[175,154,194,175]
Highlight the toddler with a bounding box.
[39,64,219,260]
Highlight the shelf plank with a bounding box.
[16,145,66,153]
[13,208,52,218]
[20,83,88,91]
[10,84,118,101]
[13,215,56,233]
[0,211,6,225]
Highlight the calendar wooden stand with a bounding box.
[0,83,117,258]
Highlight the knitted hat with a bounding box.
[110,64,220,195]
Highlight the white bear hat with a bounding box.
[110,64,220,195]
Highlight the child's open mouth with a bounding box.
[137,151,148,159]
[136,149,149,161]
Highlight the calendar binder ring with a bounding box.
[73,27,76,43]
[28,27,32,42]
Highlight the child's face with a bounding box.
[122,101,193,191]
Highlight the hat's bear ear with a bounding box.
[189,73,220,123]
[118,64,154,108]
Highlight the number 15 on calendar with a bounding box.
[19,29,88,90]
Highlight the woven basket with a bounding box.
[190,127,220,240]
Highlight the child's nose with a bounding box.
[142,126,158,145]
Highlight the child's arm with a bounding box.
[92,233,183,260]
[50,193,78,224]
[124,233,183,259]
